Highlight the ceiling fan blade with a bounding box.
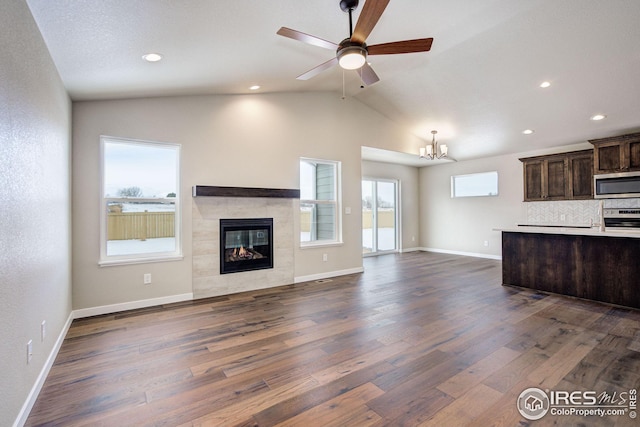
[358,63,380,86]
[351,0,390,44]
[277,27,338,50]
[368,38,433,55]
[296,57,339,80]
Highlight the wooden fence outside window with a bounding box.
[107,211,175,240]
[108,210,394,240]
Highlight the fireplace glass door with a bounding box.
[220,218,273,274]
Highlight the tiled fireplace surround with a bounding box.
[192,196,295,299]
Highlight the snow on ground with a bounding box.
[107,237,176,256]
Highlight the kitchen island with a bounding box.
[498,226,640,310]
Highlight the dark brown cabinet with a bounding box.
[567,151,594,199]
[590,132,640,174]
[502,231,640,310]
[520,150,593,201]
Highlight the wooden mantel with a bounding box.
[192,185,300,199]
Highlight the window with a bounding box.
[300,158,341,246]
[451,171,498,198]
[100,136,181,265]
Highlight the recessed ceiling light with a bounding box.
[142,53,163,62]
[539,81,551,88]
[591,114,607,121]
[249,85,261,91]
[523,129,534,135]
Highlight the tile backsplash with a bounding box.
[524,198,640,225]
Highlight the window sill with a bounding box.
[99,254,184,267]
[300,241,343,249]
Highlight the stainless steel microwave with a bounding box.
[594,171,640,199]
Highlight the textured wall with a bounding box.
[0,1,72,424]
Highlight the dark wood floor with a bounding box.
[27,252,640,426]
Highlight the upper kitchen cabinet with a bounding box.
[590,132,640,174]
[520,150,593,201]
[567,150,594,199]
[521,153,567,201]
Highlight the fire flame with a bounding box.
[233,245,249,258]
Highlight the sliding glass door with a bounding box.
[362,179,398,255]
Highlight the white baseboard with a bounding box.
[73,293,194,319]
[420,247,502,261]
[294,267,364,284]
[13,311,74,427]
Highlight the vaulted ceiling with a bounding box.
[26,0,640,163]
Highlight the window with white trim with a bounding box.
[451,171,498,198]
[300,158,341,246]
[100,136,181,265]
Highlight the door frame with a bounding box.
[362,177,400,257]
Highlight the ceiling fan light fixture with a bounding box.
[337,45,367,70]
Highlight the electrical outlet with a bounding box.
[27,340,33,364]
[560,214,566,221]
[41,320,46,342]
[484,240,489,247]
[345,207,351,214]
[144,273,152,285]
[412,236,416,242]
[322,254,328,262]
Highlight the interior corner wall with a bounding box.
[418,142,593,258]
[361,160,420,251]
[418,153,524,258]
[72,92,418,310]
[0,1,72,424]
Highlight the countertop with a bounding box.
[494,224,640,239]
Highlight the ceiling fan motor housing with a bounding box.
[337,38,368,68]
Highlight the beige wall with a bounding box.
[418,143,593,257]
[0,1,72,424]
[361,160,420,251]
[72,93,423,309]
[419,155,522,257]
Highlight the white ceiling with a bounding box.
[25,0,640,163]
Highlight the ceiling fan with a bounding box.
[276,0,433,86]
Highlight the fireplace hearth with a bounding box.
[220,218,273,274]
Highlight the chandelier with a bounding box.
[419,130,448,160]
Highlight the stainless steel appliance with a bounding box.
[594,171,640,199]
[603,208,640,230]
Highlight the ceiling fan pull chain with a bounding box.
[342,69,346,99]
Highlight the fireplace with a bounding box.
[220,218,273,274]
